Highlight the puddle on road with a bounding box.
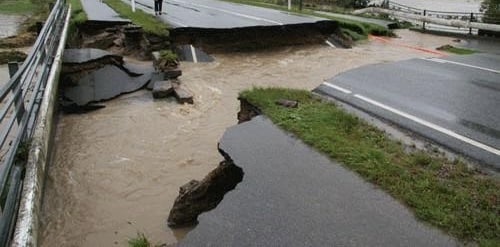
[40,30,451,246]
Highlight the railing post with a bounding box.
[469,12,473,35]
[12,87,26,124]
[8,62,19,78]
[422,9,426,30]
[384,0,390,9]
[36,22,44,35]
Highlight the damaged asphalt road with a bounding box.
[314,53,500,168]
[61,48,154,106]
[176,116,458,246]
[133,0,325,28]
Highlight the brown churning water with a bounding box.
[39,30,454,246]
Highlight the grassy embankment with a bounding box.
[103,0,168,37]
[240,88,499,247]
[437,45,477,55]
[67,0,87,31]
[223,0,392,41]
[0,0,37,14]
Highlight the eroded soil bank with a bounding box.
[40,30,456,246]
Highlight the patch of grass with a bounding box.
[437,45,477,55]
[222,0,392,40]
[160,49,177,61]
[0,0,37,14]
[128,233,151,247]
[0,50,27,64]
[104,0,169,37]
[68,0,87,25]
[240,87,500,246]
[66,0,87,41]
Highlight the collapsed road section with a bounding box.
[128,0,350,52]
[173,111,458,246]
[171,20,346,52]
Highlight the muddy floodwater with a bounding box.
[40,30,455,246]
[0,14,24,38]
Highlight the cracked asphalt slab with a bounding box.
[314,53,500,168]
[130,0,325,28]
[177,116,458,247]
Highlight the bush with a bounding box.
[481,0,500,24]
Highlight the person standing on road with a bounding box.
[154,0,163,15]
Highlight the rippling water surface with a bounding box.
[0,14,24,38]
[40,30,455,246]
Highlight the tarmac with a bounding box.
[80,0,130,23]
[177,116,458,246]
[314,53,500,168]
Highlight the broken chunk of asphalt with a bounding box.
[62,48,122,64]
[173,84,194,104]
[175,116,458,246]
[63,64,152,105]
[152,80,174,99]
[147,70,182,90]
[167,147,243,228]
[170,20,346,53]
[60,102,106,114]
[61,48,154,106]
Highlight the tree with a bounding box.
[481,0,500,24]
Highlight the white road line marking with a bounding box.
[325,40,336,48]
[322,82,352,94]
[353,94,500,156]
[425,58,500,74]
[190,45,198,63]
[421,57,445,63]
[169,0,283,25]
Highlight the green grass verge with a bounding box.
[103,0,169,37]
[68,0,87,25]
[128,233,151,247]
[437,45,477,55]
[0,50,27,64]
[0,0,37,14]
[67,0,87,38]
[240,87,500,246]
[222,0,392,40]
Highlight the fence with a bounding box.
[384,1,500,34]
[0,0,68,245]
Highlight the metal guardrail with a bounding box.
[0,0,68,245]
[383,1,500,34]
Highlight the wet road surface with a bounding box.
[315,52,500,168]
[132,0,324,28]
[81,0,130,23]
[178,116,458,246]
